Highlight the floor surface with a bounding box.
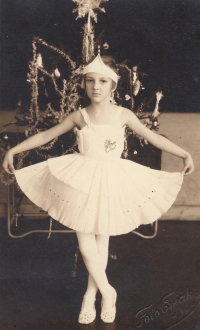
[1,218,200,330]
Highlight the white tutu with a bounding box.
[14,108,183,236]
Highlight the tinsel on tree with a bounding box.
[0,0,164,185]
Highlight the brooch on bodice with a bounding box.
[104,139,116,153]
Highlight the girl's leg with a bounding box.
[76,231,113,306]
[84,234,109,300]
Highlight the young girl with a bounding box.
[3,54,194,324]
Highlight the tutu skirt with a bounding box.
[14,153,183,236]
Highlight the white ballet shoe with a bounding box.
[78,297,96,324]
[100,287,117,323]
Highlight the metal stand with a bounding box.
[132,220,158,239]
[7,184,75,238]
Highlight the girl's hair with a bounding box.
[82,55,118,90]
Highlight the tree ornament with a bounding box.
[26,73,31,82]
[54,68,61,78]
[132,66,138,84]
[143,118,152,126]
[151,90,164,118]
[125,94,131,101]
[36,53,43,67]
[73,0,108,22]
[3,134,8,140]
[102,42,109,50]
[133,79,141,96]
[156,90,164,103]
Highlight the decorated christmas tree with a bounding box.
[0,0,163,185]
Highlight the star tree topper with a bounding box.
[73,0,108,23]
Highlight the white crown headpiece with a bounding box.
[82,54,119,83]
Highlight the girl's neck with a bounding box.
[86,102,118,125]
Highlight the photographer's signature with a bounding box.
[136,287,200,329]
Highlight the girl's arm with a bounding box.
[122,108,194,175]
[3,111,81,174]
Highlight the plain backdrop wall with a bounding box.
[159,113,200,220]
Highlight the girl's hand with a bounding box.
[2,150,15,175]
[181,154,194,175]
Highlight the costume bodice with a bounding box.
[76,108,126,161]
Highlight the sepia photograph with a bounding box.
[0,0,200,329]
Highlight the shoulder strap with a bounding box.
[113,107,124,126]
[80,108,91,127]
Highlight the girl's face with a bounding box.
[85,73,113,103]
